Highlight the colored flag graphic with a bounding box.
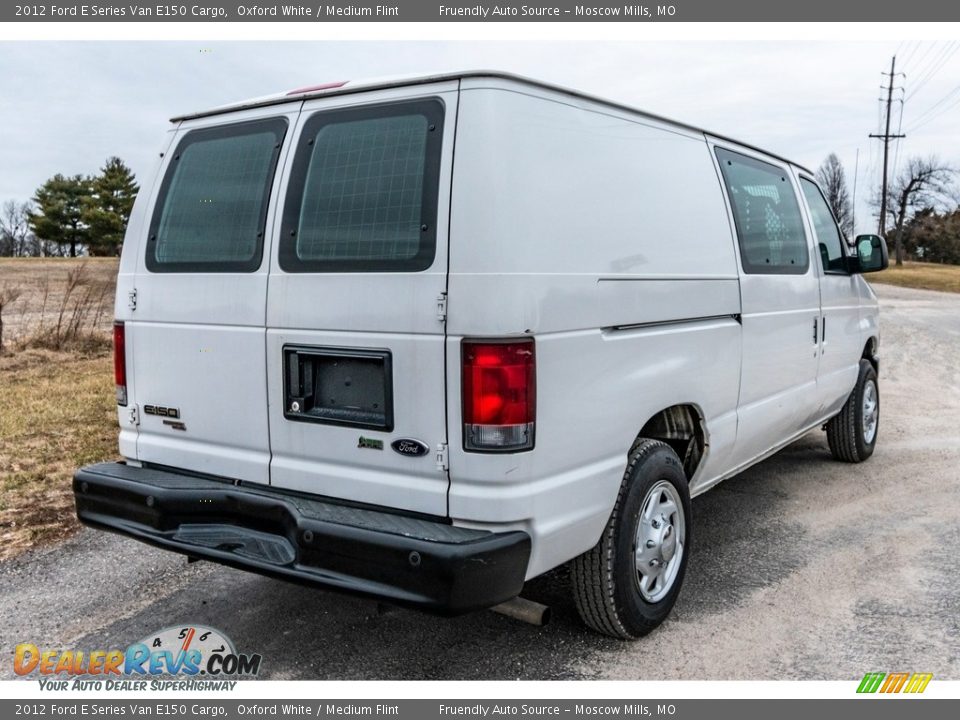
[857,672,933,694]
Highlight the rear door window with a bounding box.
[800,178,848,273]
[716,148,809,275]
[147,118,287,273]
[279,99,444,273]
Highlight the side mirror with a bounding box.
[853,234,889,273]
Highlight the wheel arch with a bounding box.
[630,404,707,482]
[862,336,879,373]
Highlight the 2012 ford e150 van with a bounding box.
[74,71,889,639]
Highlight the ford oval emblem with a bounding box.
[391,439,430,457]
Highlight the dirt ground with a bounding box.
[0,258,118,559]
[0,281,957,681]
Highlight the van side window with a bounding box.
[715,148,809,274]
[147,118,287,272]
[800,178,847,273]
[279,99,444,273]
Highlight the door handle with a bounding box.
[821,316,826,342]
[813,317,818,345]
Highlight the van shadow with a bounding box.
[75,433,834,680]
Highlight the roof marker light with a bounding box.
[286,81,348,96]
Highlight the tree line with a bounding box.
[0,158,138,258]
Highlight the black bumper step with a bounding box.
[73,462,530,615]
[172,524,297,565]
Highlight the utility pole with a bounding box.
[870,56,906,235]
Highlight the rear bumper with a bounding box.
[73,462,530,615]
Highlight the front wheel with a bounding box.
[826,359,879,462]
[571,439,691,639]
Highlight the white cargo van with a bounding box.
[75,72,889,638]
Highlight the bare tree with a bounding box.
[885,157,957,265]
[0,200,33,257]
[815,153,854,238]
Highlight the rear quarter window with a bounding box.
[279,98,444,273]
[715,147,809,275]
[146,118,287,273]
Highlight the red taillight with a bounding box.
[113,321,127,406]
[462,338,535,452]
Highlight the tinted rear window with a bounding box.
[279,99,444,273]
[716,148,809,275]
[147,118,287,273]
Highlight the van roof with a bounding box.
[171,70,813,175]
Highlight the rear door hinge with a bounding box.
[128,405,140,426]
[436,292,447,322]
[128,288,138,311]
[436,442,448,472]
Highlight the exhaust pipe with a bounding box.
[491,596,551,626]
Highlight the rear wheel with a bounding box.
[571,439,691,639]
[826,359,879,462]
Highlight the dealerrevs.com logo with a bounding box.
[14,625,262,691]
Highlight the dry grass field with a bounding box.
[0,258,119,559]
[870,260,960,294]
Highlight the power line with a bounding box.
[907,92,960,133]
[900,40,922,69]
[876,91,884,134]
[890,99,906,184]
[906,84,960,130]
[908,41,949,80]
[902,40,960,135]
[903,41,939,79]
[906,41,960,101]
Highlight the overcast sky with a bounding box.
[1,40,958,234]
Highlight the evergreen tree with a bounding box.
[900,208,960,265]
[28,174,91,257]
[83,157,139,256]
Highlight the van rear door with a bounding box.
[130,105,299,485]
[265,83,457,517]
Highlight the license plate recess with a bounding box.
[283,346,393,431]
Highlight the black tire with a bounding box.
[826,359,879,463]
[571,439,692,639]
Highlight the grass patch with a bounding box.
[870,261,960,294]
[0,349,118,559]
[0,259,120,559]
[0,258,116,353]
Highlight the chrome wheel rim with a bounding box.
[862,379,879,445]
[634,480,686,603]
